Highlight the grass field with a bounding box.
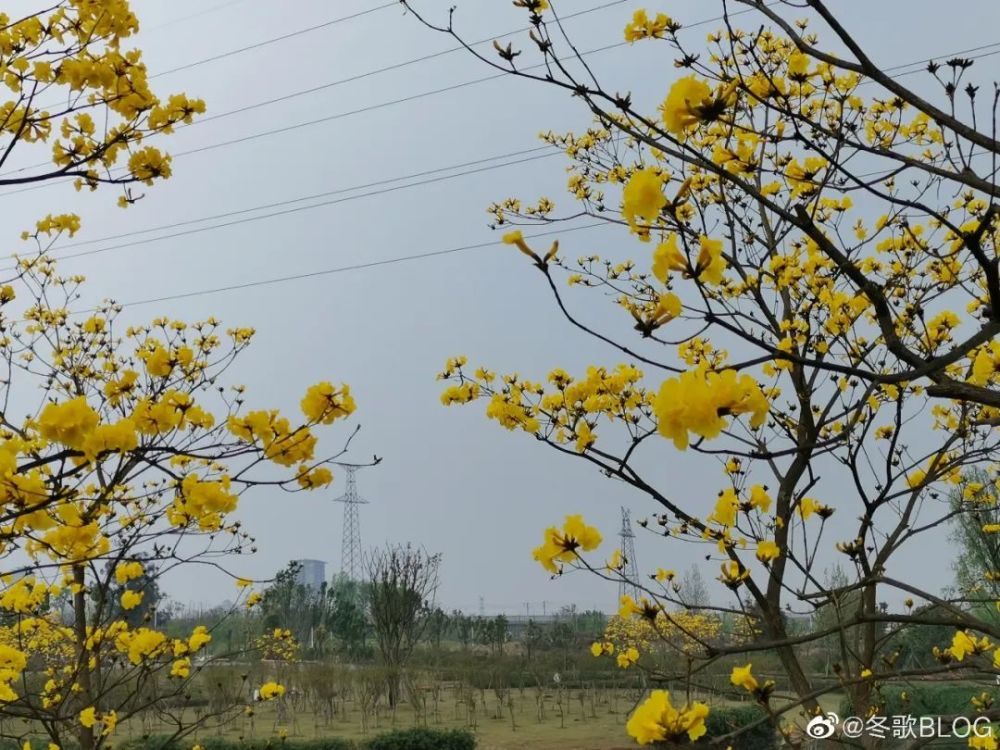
[113,684,687,750]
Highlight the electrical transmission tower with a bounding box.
[333,464,369,580]
[618,507,640,602]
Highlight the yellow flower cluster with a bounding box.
[654,366,769,450]
[0,1,208,194]
[227,410,317,467]
[605,608,721,658]
[623,9,673,42]
[532,515,602,573]
[652,234,727,285]
[0,642,27,702]
[301,382,356,424]
[256,628,299,661]
[168,475,238,531]
[260,681,286,700]
[626,690,709,744]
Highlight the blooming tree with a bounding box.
[412,0,1000,746]
[0,3,359,750]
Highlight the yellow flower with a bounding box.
[950,629,991,661]
[128,146,172,184]
[501,229,540,261]
[81,315,105,334]
[532,515,602,573]
[694,236,727,284]
[115,627,168,665]
[120,590,143,610]
[655,568,675,583]
[787,51,811,78]
[660,75,712,134]
[301,382,355,424]
[626,690,709,744]
[652,234,686,282]
[624,9,672,42]
[259,681,285,700]
[756,540,781,563]
[79,706,97,728]
[574,421,596,452]
[798,497,821,519]
[188,625,212,652]
[616,646,640,668]
[296,465,334,489]
[749,485,772,513]
[606,548,623,571]
[82,418,138,460]
[622,167,666,235]
[143,342,174,378]
[114,561,143,585]
[170,657,191,679]
[653,293,682,325]
[730,663,758,692]
[101,710,117,736]
[709,488,739,527]
[654,367,769,450]
[970,732,998,750]
[37,396,99,451]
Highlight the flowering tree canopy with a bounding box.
[0,3,359,749]
[411,0,1000,745]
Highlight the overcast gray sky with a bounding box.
[3,0,1000,615]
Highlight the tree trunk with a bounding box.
[73,565,96,750]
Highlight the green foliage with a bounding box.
[364,728,475,750]
[840,683,997,718]
[327,574,373,659]
[951,469,1000,622]
[703,705,775,750]
[258,564,372,659]
[886,605,955,670]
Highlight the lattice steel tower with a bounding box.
[333,464,369,580]
[618,507,640,602]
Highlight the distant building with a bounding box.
[293,559,326,590]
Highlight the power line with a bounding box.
[23,38,1000,265]
[0,69,528,197]
[56,37,1000,307]
[141,0,253,34]
[99,222,612,310]
[6,2,398,148]
[52,146,554,251]
[0,0,634,181]
[38,150,562,268]
[5,0,987,192]
[183,37,1000,130]
[161,0,761,131]
[150,3,398,78]
[6,36,998,199]
[188,0,635,127]
[5,36,994,206]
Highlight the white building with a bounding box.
[292,558,326,590]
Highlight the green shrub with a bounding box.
[840,683,996,718]
[704,704,775,750]
[364,728,475,750]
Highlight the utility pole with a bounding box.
[618,507,640,603]
[332,464,370,580]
